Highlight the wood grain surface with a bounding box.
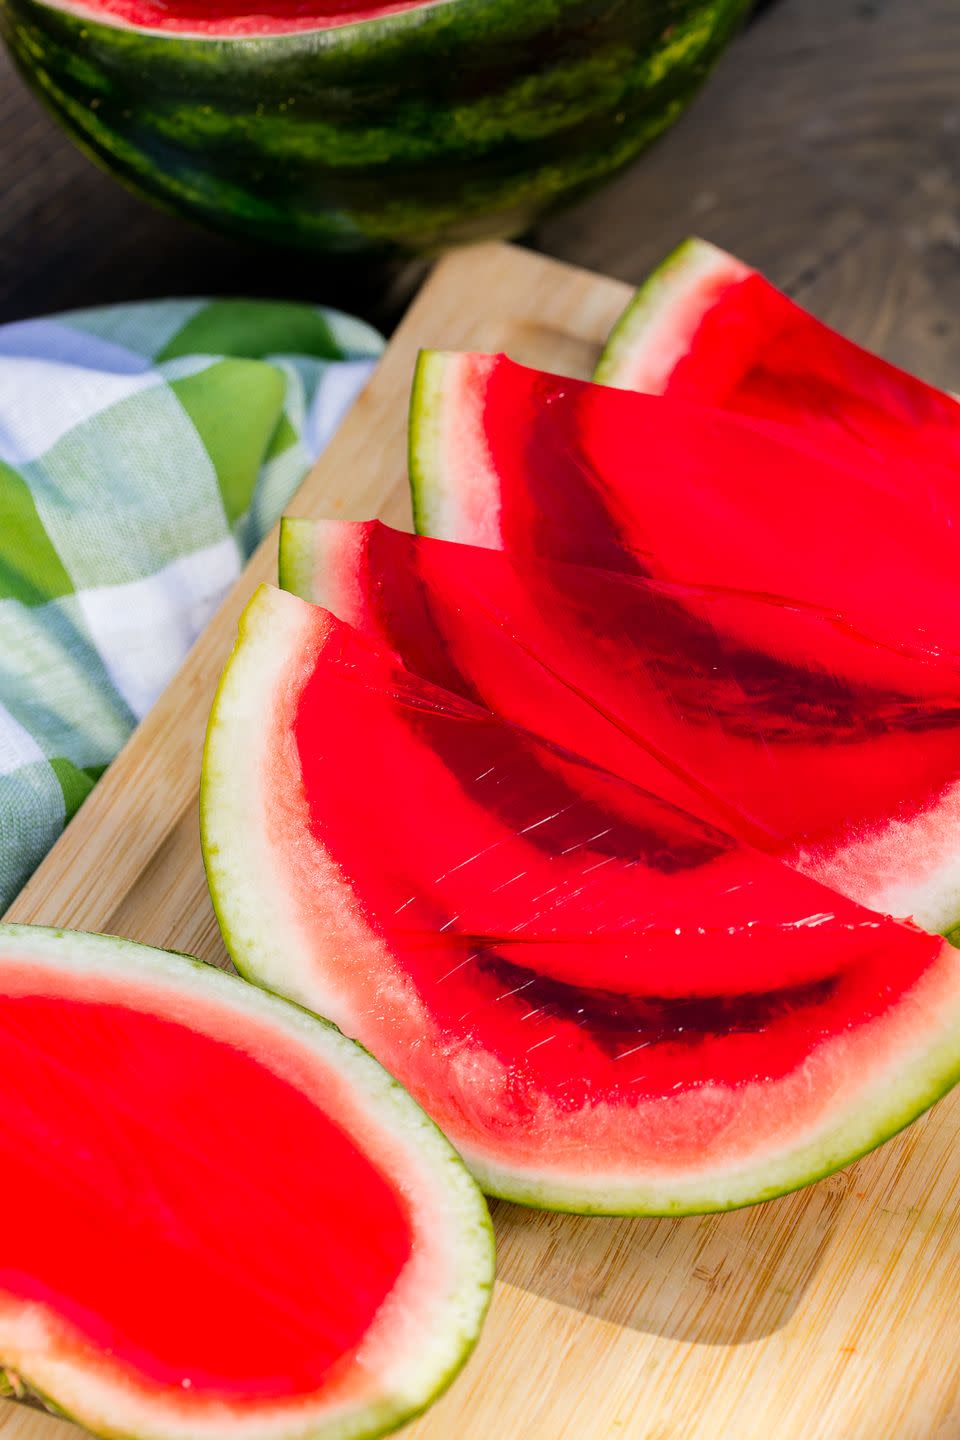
[3,241,960,1440]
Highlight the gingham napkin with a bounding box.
[0,297,383,911]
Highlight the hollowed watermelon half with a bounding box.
[594,237,960,492]
[279,516,960,933]
[0,924,493,1440]
[409,351,960,931]
[0,0,749,255]
[201,584,960,1213]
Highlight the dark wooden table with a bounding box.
[2,0,958,386]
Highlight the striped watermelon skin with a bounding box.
[0,0,749,253]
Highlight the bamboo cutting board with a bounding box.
[4,242,960,1440]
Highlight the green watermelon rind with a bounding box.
[0,923,495,1440]
[278,517,320,601]
[408,349,507,545]
[461,1029,960,1215]
[408,351,438,536]
[408,349,473,540]
[205,584,960,1216]
[0,0,752,253]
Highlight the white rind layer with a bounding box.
[279,517,366,623]
[593,236,751,392]
[796,779,960,937]
[0,923,493,1440]
[409,351,503,549]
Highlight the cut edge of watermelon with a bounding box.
[795,805,960,939]
[202,589,396,1050]
[278,518,318,601]
[593,237,751,392]
[1,924,495,1440]
[38,0,450,42]
[278,514,960,937]
[202,584,960,1216]
[409,350,503,548]
[278,517,365,620]
[471,1003,960,1213]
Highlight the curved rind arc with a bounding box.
[592,236,750,391]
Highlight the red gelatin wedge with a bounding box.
[410,351,960,644]
[279,516,960,932]
[0,925,492,1440]
[595,237,960,495]
[202,586,960,1213]
[409,352,960,931]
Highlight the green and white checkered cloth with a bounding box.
[0,297,383,912]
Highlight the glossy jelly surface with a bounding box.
[307,518,960,899]
[0,967,412,1399]
[645,265,960,492]
[283,608,946,1169]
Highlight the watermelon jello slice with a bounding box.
[0,925,493,1440]
[409,351,960,645]
[409,351,960,931]
[594,236,960,488]
[202,585,960,1214]
[279,516,960,932]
